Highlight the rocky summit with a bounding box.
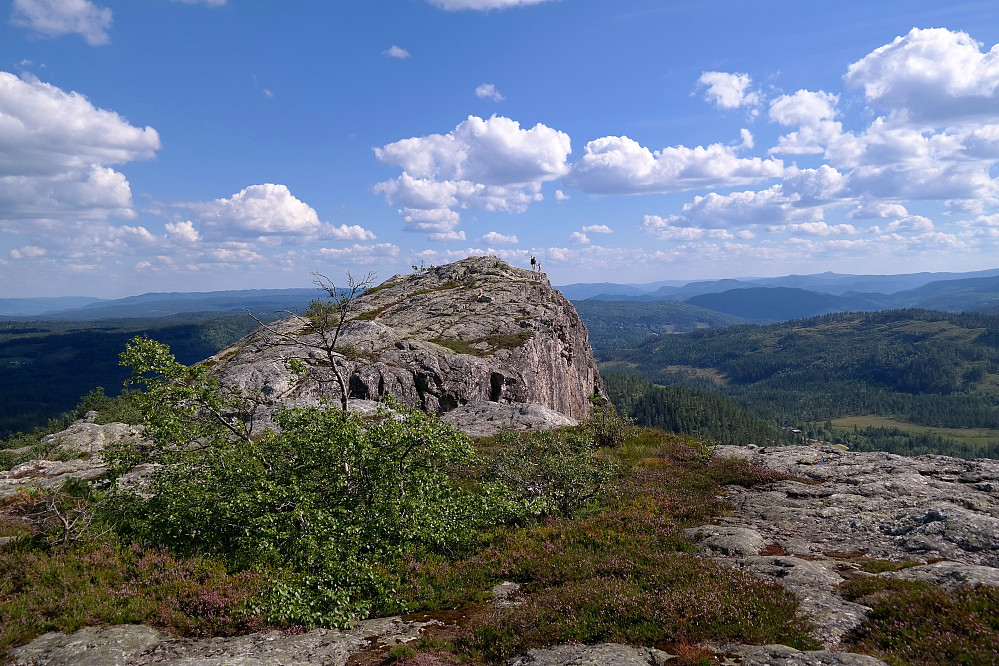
[210,256,604,435]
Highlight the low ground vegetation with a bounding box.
[840,577,999,665]
[2,338,998,663]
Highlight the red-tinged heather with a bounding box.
[841,578,999,665]
[0,539,266,653]
[396,428,817,663]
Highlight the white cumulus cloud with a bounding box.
[481,231,518,244]
[849,201,909,219]
[375,115,571,239]
[9,245,46,259]
[427,0,557,10]
[697,71,760,110]
[316,243,401,265]
[582,224,612,234]
[376,115,570,185]
[565,131,783,195]
[0,72,159,221]
[0,72,160,176]
[885,215,935,233]
[384,45,411,59]
[769,90,842,155]
[166,221,201,244]
[476,83,504,102]
[323,224,377,241]
[640,216,734,241]
[786,221,857,235]
[569,231,590,245]
[11,0,112,45]
[191,183,322,239]
[651,186,819,230]
[845,28,999,123]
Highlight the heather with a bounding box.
[841,577,999,665]
[394,429,820,661]
[8,338,994,664]
[1,373,818,661]
[0,538,266,654]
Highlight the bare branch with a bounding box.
[246,270,376,411]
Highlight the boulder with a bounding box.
[727,644,889,665]
[712,445,999,566]
[442,402,577,437]
[6,616,437,666]
[507,643,677,666]
[0,419,148,499]
[210,256,604,434]
[40,418,145,458]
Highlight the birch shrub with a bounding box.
[109,338,488,626]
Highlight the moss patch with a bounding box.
[430,332,534,357]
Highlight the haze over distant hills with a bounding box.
[559,267,999,301]
[0,289,316,321]
[559,267,999,324]
[5,266,999,325]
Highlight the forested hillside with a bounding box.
[604,373,800,447]
[0,314,264,437]
[600,309,999,459]
[572,300,745,350]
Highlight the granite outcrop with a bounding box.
[685,444,999,649]
[209,256,604,435]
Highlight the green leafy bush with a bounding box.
[583,402,634,448]
[395,429,817,663]
[108,337,490,626]
[487,428,618,523]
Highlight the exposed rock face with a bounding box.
[442,402,577,437]
[712,444,999,566]
[726,645,889,666]
[40,414,144,458]
[211,256,603,433]
[686,444,999,649]
[5,616,435,666]
[507,643,676,665]
[0,419,149,500]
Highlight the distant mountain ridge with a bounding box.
[558,267,999,302]
[0,289,316,321]
[562,270,999,324]
[0,296,106,317]
[6,266,999,323]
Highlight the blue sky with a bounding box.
[3,0,999,297]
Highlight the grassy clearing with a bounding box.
[830,415,999,447]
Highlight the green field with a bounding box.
[829,415,999,448]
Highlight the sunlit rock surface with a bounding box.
[210,256,603,436]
